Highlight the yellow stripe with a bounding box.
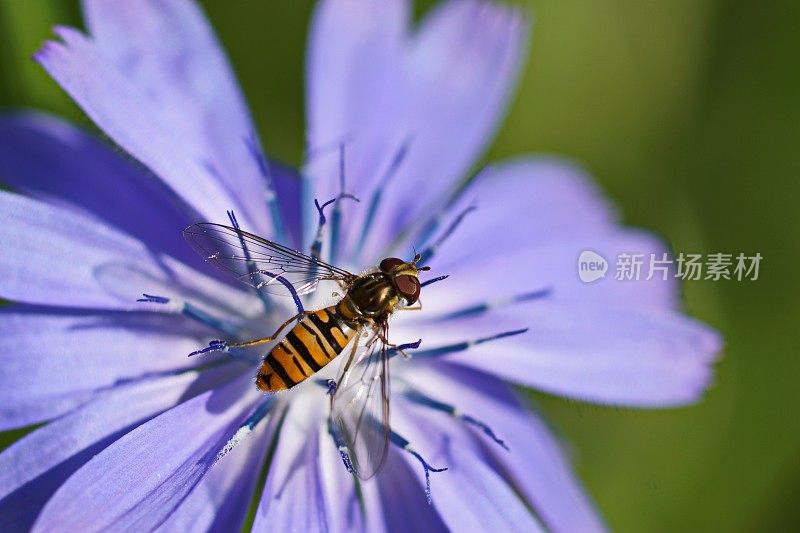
[273,342,308,384]
[331,326,351,348]
[301,319,338,361]
[295,321,333,365]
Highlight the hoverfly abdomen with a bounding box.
[256,307,355,392]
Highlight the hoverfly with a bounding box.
[183,223,429,480]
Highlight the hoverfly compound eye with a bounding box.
[380,257,405,272]
[395,275,421,304]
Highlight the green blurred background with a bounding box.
[1,1,798,531]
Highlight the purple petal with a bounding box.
[0,191,253,310]
[405,364,606,532]
[421,229,679,317]
[0,112,199,265]
[0,190,145,308]
[253,394,334,531]
[33,373,259,532]
[305,0,527,259]
[414,158,678,315]
[318,413,367,532]
[0,305,206,430]
[304,0,409,247]
[0,368,236,531]
[390,401,545,531]
[35,1,273,233]
[268,158,305,247]
[306,0,408,164]
[396,303,722,407]
[0,393,92,436]
[156,401,273,533]
[360,448,449,533]
[418,157,616,259]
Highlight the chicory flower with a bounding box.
[0,0,721,531]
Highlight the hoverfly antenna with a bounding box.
[411,252,429,271]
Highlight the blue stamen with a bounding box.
[245,133,288,244]
[313,378,338,395]
[387,338,423,359]
[300,170,316,252]
[460,414,509,451]
[402,388,508,451]
[311,194,358,261]
[244,395,278,429]
[420,275,449,288]
[304,132,355,162]
[227,210,273,314]
[356,140,411,252]
[417,205,477,266]
[187,339,260,364]
[137,293,266,364]
[397,339,423,351]
[390,429,447,505]
[437,288,551,321]
[328,418,355,474]
[413,217,442,256]
[182,270,303,363]
[329,144,348,266]
[216,395,278,463]
[181,301,242,337]
[311,197,336,259]
[137,293,242,337]
[400,328,529,360]
[252,270,305,316]
[326,379,338,396]
[189,339,227,357]
[137,293,170,304]
[301,134,354,249]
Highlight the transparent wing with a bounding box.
[183,223,355,296]
[330,327,390,480]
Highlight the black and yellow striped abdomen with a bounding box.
[256,306,355,392]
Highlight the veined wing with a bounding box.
[330,328,390,480]
[184,223,355,296]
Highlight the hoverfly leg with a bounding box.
[189,310,313,357]
[399,299,423,311]
[226,310,313,349]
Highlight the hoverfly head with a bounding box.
[379,256,422,305]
